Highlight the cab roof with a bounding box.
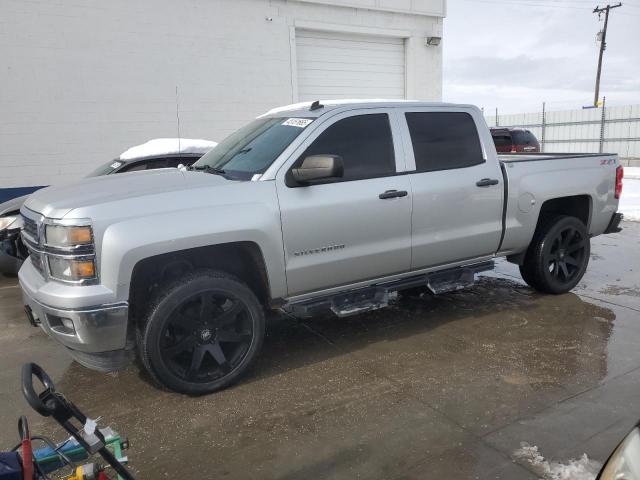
[259,99,479,119]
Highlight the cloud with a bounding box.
[443,0,640,113]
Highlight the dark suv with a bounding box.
[490,127,540,153]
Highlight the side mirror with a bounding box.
[291,155,344,184]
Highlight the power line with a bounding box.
[459,0,593,9]
[593,3,623,107]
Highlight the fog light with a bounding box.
[48,257,96,281]
[47,315,76,335]
[61,317,75,332]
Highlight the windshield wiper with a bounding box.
[187,165,228,177]
[205,166,227,176]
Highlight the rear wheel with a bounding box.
[519,215,590,294]
[139,270,265,394]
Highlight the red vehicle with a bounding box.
[490,127,541,153]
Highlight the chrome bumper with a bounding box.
[22,285,129,354]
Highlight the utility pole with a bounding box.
[541,102,546,153]
[593,3,622,107]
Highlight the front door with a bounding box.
[276,110,412,297]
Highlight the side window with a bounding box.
[120,159,167,172]
[296,113,395,183]
[405,112,484,172]
[120,162,147,172]
[141,159,169,170]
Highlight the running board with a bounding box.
[285,261,494,318]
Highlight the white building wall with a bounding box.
[0,0,444,189]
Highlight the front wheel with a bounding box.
[139,270,265,394]
[519,215,590,294]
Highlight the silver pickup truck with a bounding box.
[19,100,624,394]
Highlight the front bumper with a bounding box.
[22,290,129,352]
[20,259,130,361]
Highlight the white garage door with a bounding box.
[295,30,406,101]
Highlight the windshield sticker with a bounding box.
[282,118,313,128]
[110,161,123,169]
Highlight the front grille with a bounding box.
[21,213,45,278]
[22,215,38,240]
[29,250,46,277]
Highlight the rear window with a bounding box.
[511,130,535,145]
[491,133,512,147]
[405,112,484,172]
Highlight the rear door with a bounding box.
[276,109,412,296]
[399,109,504,270]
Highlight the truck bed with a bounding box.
[497,151,619,257]
[498,152,617,163]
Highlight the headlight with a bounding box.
[42,222,96,282]
[0,216,18,231]
[599,427,640,480]
[48,257,96,281]
[45,225,93,247]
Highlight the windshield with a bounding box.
[86,159,125,177]
[193,117,313,180]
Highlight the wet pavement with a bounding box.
[1,223,639,479]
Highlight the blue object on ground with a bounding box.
[0,452,22,480]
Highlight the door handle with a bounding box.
[476,178,499,187]
[379,190,408,199]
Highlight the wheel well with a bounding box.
[507,195,592,266]
[128,242,271,324]
[538,195,591,228]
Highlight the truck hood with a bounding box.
[24,168,228,218]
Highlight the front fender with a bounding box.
[98,202,286,303]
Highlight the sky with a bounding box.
[442,0,640,114]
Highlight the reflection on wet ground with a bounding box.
[0,223,638,479]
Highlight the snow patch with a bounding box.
[619,177,640,222]
[119,138,217,160]
[513,442,601,480]
[624,166,640,180]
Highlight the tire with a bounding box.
[139,270,265,394]
[519,215,590,294]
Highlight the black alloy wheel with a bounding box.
[519,215,591,294]
[140,270,265,394]
[160,291,253,382]
[543,224,588,284]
